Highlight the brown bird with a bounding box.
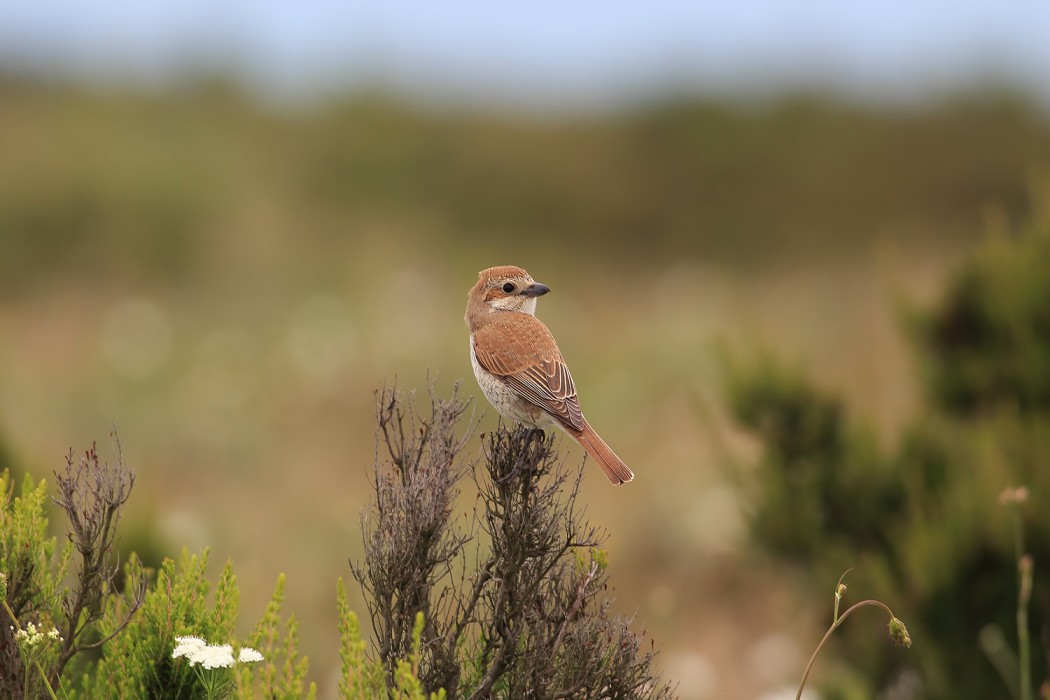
[465,265,634,485]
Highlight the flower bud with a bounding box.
[888,616,912,648]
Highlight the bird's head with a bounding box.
[466,265,550,325]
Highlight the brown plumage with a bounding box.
[465,265,634,485]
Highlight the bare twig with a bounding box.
[553,561,600,654]
[48,433,147,685]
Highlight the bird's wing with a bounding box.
[472,314,585,432]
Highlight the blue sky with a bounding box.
[3,2,1049,108]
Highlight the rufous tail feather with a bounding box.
[574,421,634,485]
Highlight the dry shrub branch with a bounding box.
[352,381,674,699]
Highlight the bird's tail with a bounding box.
[574,420,634,485]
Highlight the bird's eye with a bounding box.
[502,282,516,293]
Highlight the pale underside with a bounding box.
[471,334,555,428]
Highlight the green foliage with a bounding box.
[336,578,384,698]
[0,452,315,699]
[728,200,1050,697]
[335,579,446,700]
[78,551,229,698]
[392,613,445,700]
[725,353,904,559]
[237,573,316,700]
[726,351,847,464]
[0,471,69,698]
[2,441,146,698]
[1,472,68,616]
[70,550,317,700]
[911,211,1050,415]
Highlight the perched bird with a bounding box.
[465,265,634,484]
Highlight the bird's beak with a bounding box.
[521,282,550,298]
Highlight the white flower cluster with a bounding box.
[11,621,63,652]
[172,636,263,669]
[237,647,264,663]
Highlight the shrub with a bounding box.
[728,202,1050,697]
[351,382,675,699]
[911,219,1050,416]
[1,438,146,698]
[0,437,316,699]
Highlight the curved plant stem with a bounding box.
[796,599,896,700]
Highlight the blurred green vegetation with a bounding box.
[1,78,1048,296]
[911,215,1050,415]
[728,210,1050,697]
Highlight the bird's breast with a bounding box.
[469,334,551,429]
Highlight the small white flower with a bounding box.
[197,643,235,670]
[175,635,207,646]
[237,647,264,664]
[47,627,61,641]
[172,635,208,661]
[173,635,260,671]
[14,621,57,652]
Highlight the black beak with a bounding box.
[521,282,550,298]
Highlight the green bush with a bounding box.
[912,216,1050,416]
[725,352,905,560]
[0,438,428,699]
[728,203,1050,697]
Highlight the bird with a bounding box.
[465,265,634,485]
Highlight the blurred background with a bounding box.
[2,3,1050,698]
